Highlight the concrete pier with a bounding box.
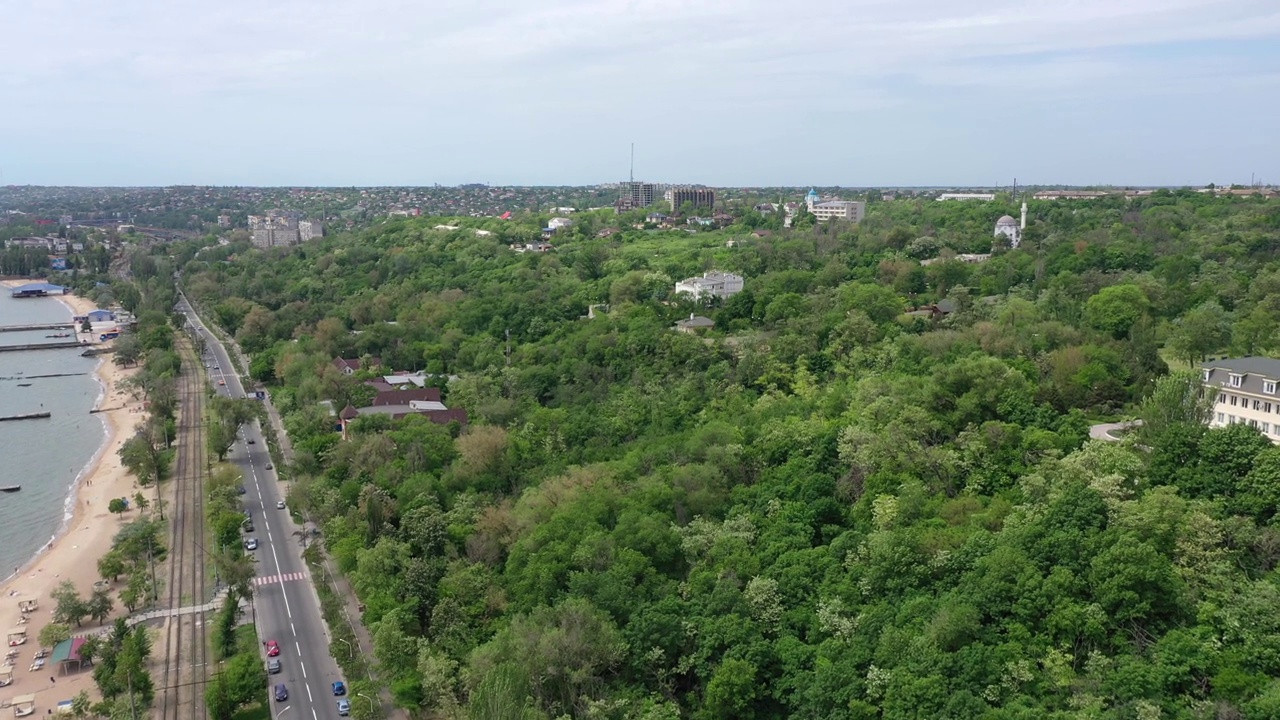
[0,323,76,334]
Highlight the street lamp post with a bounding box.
[335,638,352,660]
[356,693,376,718]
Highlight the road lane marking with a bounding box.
[301,661,307,679]
[291,622,296,637]
[305,679,312,703]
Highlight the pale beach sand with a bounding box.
[0,282,149,709]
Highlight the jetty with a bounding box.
[0,323,75,334]
[0,412,51,423]
[0,341,86,353]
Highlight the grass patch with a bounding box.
[234,624,259,656]
[230,702,270,720]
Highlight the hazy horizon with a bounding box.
[4,0,1278,188]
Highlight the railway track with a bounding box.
[157,337,209,720]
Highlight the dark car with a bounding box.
[274,684,288,702]
[267,659,281,674]
[332,681,346,696]
[237,485,246,495]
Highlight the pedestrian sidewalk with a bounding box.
[75,587,239,638]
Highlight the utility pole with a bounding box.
[505,329,511,367]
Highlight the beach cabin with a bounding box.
[6,629,25,647]
[50,637,89,674]
[11,694,34,717]
[16,601,36,615]
[0,667,12,686]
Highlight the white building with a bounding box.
[547,217,574,231]
[674,271,744,301]
[298,220,324,243]
[993,203,1028,249]
[805,189,865,223]
[938,193,996,201]
[1203,357,1280,443]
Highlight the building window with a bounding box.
[1231,396,1238,406]
[1250,419,1259,428]
[1203,369,1212,382]
[1253,399,1261,410]
[1267,403,1274,413]
[1266,381,1277,394]
[1217,412,1224,423]
[1230,374,1243,388]
[1264,422,1271,435]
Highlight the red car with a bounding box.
[266,640,280,657]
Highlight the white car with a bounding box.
[276,500,286,510]
[244,538,258,551]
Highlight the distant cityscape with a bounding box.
[2,182,1273,233]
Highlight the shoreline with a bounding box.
[0,281,144,707]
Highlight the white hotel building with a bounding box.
[1202,357,1280,443]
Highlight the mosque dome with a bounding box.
[995,215,1017,226]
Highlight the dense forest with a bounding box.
[178,192,1280,719]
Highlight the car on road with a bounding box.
[332,681,346,696]
[266,463,273,470]
[337,699,350,716]
[274,684,288,702]
[247,439,255,444]
[266,640,280,657]
[267,658,281,674]
[218,380,225,386]
[237,485,246,495]
[244,538,258,551]
[277,500,286,510]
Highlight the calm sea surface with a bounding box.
[0,290,105,578]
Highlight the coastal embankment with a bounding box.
[0,281,147,705]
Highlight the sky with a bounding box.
[1,0,1279,187]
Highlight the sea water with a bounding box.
[0,290,106,578]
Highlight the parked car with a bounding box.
[266,640,280,657]
[274,684,287,702]
[332,681,346,696]
[277,500,286,510]
[247,439,255,445]
[336,700,350,716]
[237,485,246,495]
[267,659,281,674]
[244,538,258,551]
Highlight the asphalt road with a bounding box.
[176,294,346,720]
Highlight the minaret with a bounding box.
[1020,202,1027,230]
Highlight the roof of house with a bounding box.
[354,405,468,424]
[371,387,442,406]
[1203,357,1280,396]
[339,404,360,420]
[333,358,361,372]
[679,271,743,287]
[675,315,715,329]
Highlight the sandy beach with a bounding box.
[0,282,147,710]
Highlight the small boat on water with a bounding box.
[0,486,20,493]
[16,383,31,387]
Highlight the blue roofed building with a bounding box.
[9,282,66,298]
